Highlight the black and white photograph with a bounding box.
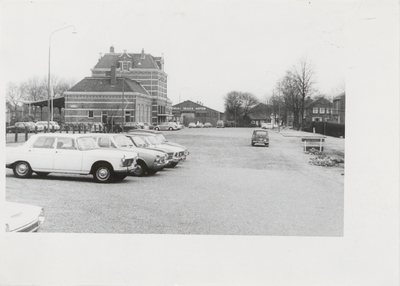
[0,0,398,285]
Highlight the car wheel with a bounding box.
[132,161,147,177]
[251,142,255,146]
[13,161,33,178]
[114,174,127,182]
[36,172,49,177]
[168,127,172,131]
[93,163,114,183]
[265,143,269,147]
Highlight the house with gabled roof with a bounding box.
[303,96,333,127]
[332,92,345,124]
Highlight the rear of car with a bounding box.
[251,129,269,147]
[216,120,224,128]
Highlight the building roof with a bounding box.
[248,103,273,120]
[67,77,149,94]
[305,97,332,108]
[94,49,162,70]
[333,92,345,101]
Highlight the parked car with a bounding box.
[188,122,196,128]
[5,133,138,183]
[175,122,184,129]
[154,122,179,131]
[6,122,29,133]
[92,134,169,176]
[251,129,269,147]
[126,133,185,168]
[216,120,225,128]
[33,122,45,132]
[36,121,60,131]
[128,129,189,160]
[196,122,204,128]
[261,122,273,129]
[5,202,45,232]
[204,122,213,128]
[122,122,140,132]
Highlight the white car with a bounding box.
[5,133,138,183]
[5,202,45,232]
[261,123,273,129]
[92,134,169,176]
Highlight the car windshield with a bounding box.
[77,137,99,150]
[144,136,160,145]
[129,136,147,147]
[114,135,134,148]
[155,134,167,143]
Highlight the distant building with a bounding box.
[248,103,275,126]
[303,97,333,126]
[171,100,224,126]
[332,92,346,124]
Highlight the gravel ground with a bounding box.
[5,127,344,236]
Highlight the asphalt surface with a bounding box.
[5,127,344,236]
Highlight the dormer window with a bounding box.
[120,61,131,71]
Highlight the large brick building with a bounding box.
[171,100,223,126]
[64,46,172,125]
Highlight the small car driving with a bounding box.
[251,129,269,147]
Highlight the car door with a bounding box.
[28,136,56,170]
[53,137,83,172]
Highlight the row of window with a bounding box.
[312,107,331,114]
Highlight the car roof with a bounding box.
[127,130,163,135]
[254,129,268,132]
[28,133,97,139]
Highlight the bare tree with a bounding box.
[6,82,26,120]
[224,91,243,122]
[240,92,259,124]
[23,77,47,118]
[224,91,259,125]
[281,71,302,129]
[293,57,316,129]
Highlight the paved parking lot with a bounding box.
[5,128,344,236]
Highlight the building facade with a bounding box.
[303,97,333,127]
[332,92,346,124]
[89,46,172,124]
[64,67,152,125]
[171,100,223,126]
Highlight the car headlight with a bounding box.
[155,156,161,162]
[38,208,45,224]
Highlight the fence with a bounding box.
[306,122,345,138]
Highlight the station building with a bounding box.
[64,46,172,125]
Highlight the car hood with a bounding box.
[117,146,167,157]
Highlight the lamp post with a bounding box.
[47,25,76,131]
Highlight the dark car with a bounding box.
[251,129,269,147]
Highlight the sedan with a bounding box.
[188,122,196,128]
[92,134,169,176]
[251,129,269,147]
[126,133,185,168]
[5,133,138,183]
[7,122,29,133]
[154,122,179,131]
[5,202,45,232]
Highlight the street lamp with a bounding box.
[47,25,76,131]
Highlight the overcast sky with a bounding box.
[0,0,390,112]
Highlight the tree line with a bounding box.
[224,57,344,129]
[6,76,75,123]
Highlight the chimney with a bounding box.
[141,48,145,59]
[110,66,116,86]
[110,46,115,53]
